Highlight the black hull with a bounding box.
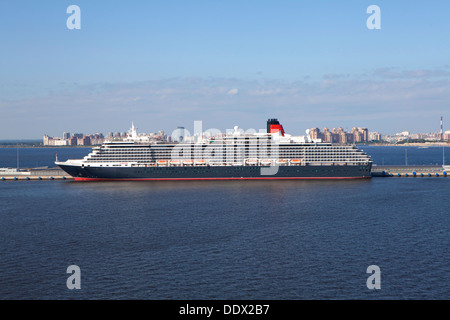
[58,164,372,180]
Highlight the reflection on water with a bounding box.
[65,178,372,192]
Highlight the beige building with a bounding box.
[309,126,369,144]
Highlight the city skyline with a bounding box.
[40,119,450,146]
[2,116,448,141]
[1,1,450,138]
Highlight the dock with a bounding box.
[1,168,73,181]
[2,166,448,180]
[371,165,447,177]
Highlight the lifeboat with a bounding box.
[290,159,302,165]
[156,160,168,166]
[169,160,181,166]
[245,158,259,165]
[209,162,224,166]
[182,160,194,166]
[194,159,207,166]
[260,159,273,166]
[276,159,289,165]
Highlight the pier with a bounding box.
[2,166,448,180]
[1,168,73,181]
[371,165,447,177]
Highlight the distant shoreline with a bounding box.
[0,145,93,148]
[1,142,449,148]
[360,142,450,147]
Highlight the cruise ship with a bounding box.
[56,119,372,181]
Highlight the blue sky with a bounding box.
[1,0,450,138]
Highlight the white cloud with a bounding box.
[1,72,450,138]
[227,88,239,95]
[373,67,450,79]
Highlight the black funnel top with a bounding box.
[267,118,280,133]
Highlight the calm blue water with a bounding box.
[0,147,449,299]
[360,145,450,166]
[0,147,92,169]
